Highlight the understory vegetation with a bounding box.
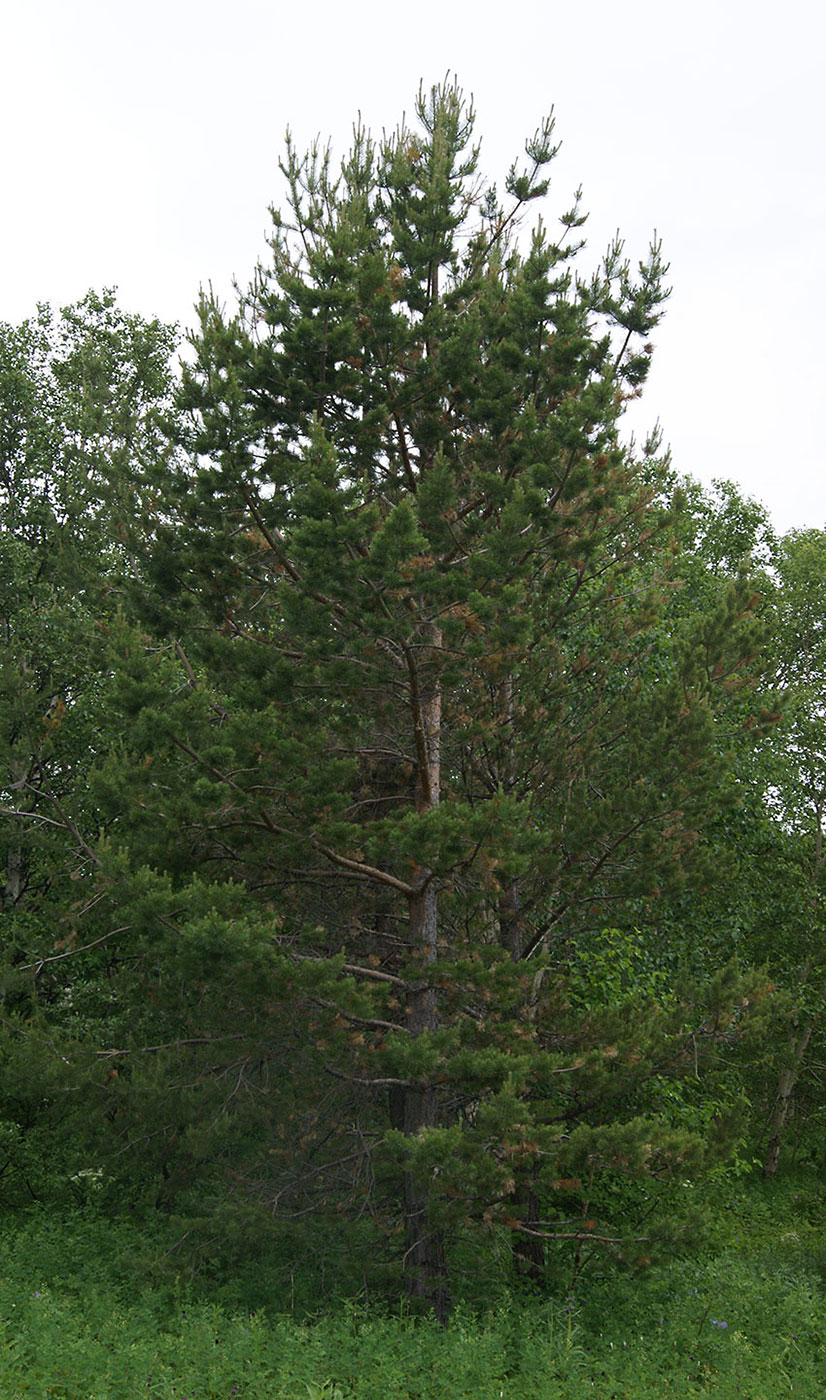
[3,1172,826,1398]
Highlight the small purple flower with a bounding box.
[710,1319,728,1329]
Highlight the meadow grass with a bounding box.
[1,1171,825,1398]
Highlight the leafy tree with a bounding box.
[0,293,178,1202]
[753,529,826,1176]
[633,504,826,1177]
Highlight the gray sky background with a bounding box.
[2,0,823,534]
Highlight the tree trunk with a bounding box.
[764,1017,814,1179]
[397,879,449,1317]
[495,671,543,1278]
[498,881,546,1279]
[395,626,450,1316]
[512,1178,545,1284]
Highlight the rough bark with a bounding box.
[493,674,544,1276]
[512,1178,545,1283]
[395,627,450,1317]
[395,882,449,1317]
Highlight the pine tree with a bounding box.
[103,83,767,1309]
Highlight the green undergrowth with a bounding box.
[1,1170,825,1398]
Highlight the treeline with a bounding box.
[1,81,824,1316]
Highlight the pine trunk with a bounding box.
[512,1178,545,1283]
[495,672,543,1278]
[395,886,449,1317]
[396,629,449,1316]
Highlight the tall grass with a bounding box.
[1,1172,825,1398]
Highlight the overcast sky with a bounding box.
[3,0,823,534]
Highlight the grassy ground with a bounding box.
[1,1171,825,1398]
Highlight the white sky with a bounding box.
[2,0,823,534]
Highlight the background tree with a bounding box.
[0,293,178,1203]
[756,529,826,1176]
[626,500,826,1178]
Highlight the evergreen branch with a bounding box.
[515,1225,650,1244]
[342,962,409,988]
[239,480,348,622]
[95,1035,246,1058]
[291,951,409,988]
[172,638,231,719]
[172,637,200,687]
[324,1065,413,1088]
[402,640,438,811]
[19,927,131,974]
[311,997,405,1033]
[392,409,417,491]
[0,806,77,832]
[311,839,416,897]
[22,784,101,867]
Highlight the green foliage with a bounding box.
[0,294,181,1214]
[0,1183,825,1398]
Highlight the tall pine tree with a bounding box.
[101,84,767,1310]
